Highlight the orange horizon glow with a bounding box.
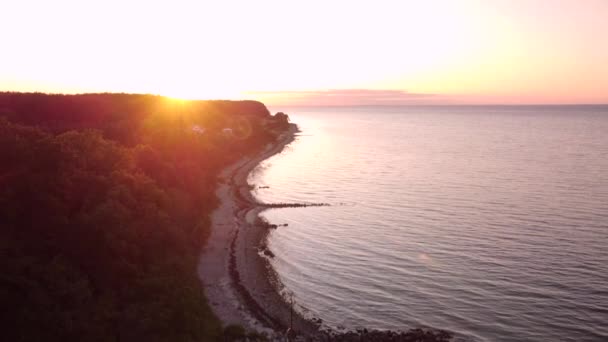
[2,0,607,105]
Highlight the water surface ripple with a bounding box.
[252,106,608,342]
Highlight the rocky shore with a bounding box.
[198,123,318,339]
[198,122,454,341]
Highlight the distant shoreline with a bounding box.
[199,123,318,337]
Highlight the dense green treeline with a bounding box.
[0,93,288,341]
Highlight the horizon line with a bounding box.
[269,103,608,107]
[2,91,607,107]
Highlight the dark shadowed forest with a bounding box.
[0,93,289,341]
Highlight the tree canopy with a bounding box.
[0,93,282,341]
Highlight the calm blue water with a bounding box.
[252,106,608,342]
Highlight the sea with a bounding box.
[250,105,608,342]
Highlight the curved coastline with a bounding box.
[198,123,318,338]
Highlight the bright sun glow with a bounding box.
[161,85,241,101]
[1,0,607,104]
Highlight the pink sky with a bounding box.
[1,0,607,105]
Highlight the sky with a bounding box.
[1,0,607,105]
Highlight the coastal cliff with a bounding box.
[0,92,286,341]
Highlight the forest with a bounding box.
[0,92,289,341]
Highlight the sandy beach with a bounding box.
[198,123,318,338]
